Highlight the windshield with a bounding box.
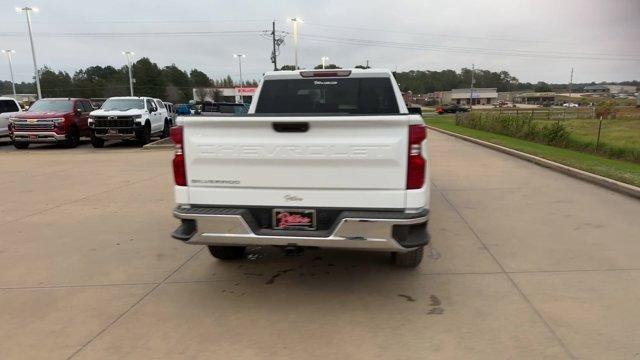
[255,78,400,115]
[27,100,73,113]
[101,98,145,111]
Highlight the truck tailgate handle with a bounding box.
[272,122,309,133]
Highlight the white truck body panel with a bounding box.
[181,115,413,209]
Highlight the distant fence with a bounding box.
[475,108,595,120]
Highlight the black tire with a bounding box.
[13,142,29,149]
[137,123,151,145]
[160,119,170,139]
[91,135,105,148]
[208,246,246,260]
[392,246,424,268]
[65,127,80,148]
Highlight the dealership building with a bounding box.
[192,86,257,103]
[440,88,498,106]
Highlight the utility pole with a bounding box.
[16,7,41,99]
[469,64,475,110]
[123,51,135,96]
[568,67,574,99]
[1,50,16,95]
[271,21,278,71]
[287,18,303,69]
[321,56,329,69]
[233,54,246,103]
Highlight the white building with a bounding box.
[443,88,498,106]
[192,87,257,104]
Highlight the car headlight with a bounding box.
[132,114,142,119]
[51,118,65,125]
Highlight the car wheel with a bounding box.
[391,246,424,268]
[208,246,246,260]
[91,135,105,148]
[160,119,170,139]
[137,123,151,145]
[65,127,80,148]
[13,142,29,149]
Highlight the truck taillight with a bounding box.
[407,124,426,189]
[170,126,186,186]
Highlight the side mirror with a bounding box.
[408,106,422,115]
[75,108,82,115]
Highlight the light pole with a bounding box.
[16,6,41,99]
[287,18,303,69]
[1,50,17,95]
[122,51,134,96]
[233,54,245,103]
[321,56,329,69]
[469,63,475,110]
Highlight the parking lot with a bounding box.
[1,131,639,359]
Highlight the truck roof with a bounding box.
[263,68,394,80]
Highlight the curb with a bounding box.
[426,125,640,200]
[142,138,174,150]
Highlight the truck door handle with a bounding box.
[272,122,309,133]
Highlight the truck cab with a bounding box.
[88,96,171,147]
[9,98,92,149]
[171,69,430,267]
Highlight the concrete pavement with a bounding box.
[1,132,639,359]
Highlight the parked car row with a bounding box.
[435,103,470,114]
[2,96,175,149]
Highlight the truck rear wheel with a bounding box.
[160,119,170,139]
[392,246,424,268]
[208,246,246,260]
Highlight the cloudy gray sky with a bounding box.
[1,0,639,84]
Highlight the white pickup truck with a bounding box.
[171,69,430,267]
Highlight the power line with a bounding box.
[0,30,263,38]
[296,33,640,62]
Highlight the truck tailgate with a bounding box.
[181,115,410,208]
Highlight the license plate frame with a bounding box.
[272,209,316,230]
[107,129,118,135]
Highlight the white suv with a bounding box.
[0,97,23,138]
[88,96,170,147]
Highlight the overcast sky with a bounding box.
[1,0,638,85]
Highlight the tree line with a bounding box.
[2,59,637,101]
[0,57,258,103]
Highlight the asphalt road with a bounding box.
[1,131,639,359]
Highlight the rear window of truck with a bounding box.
[255,78,400,115]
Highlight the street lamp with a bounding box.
[287,17,303,69]
[321,56,329,69]
[16,6,41,99]
[1,50,17,95]
[122,51,135,96]
[233,54,246,103]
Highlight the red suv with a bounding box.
[9,98,93,149]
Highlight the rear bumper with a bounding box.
[12,131,66,142]
[172,206,430,252]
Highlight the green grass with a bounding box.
[549,118,640,149]
[424,114,640,187]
